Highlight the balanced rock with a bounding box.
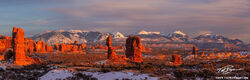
[125,36,143,63]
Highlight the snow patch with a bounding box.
[39,69,75,80]
[138,30,161,35]
[173,30,186,36]
[113,32,126,38]
[81,71,159,80]
[0,65,6,71]
[68,30,88,33]
[95,60,108,64]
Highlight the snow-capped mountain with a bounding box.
[166,30,192,42]
[32,30,114,45]
[136,30,170,42]
[113,32,126,38]
[194,33,244,45]
[138,30,161,35]
[31,29,246,47]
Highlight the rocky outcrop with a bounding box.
[234,52,240,58]
[57,43,82,53]
[35,41,46,53]
[125,36,143,63]
[80,44,86,50]
[201,52,205,57]
[172,54,182,65]
[216,53,222,58]
[23,38,35,53]
[59,43,67,52]
[71,45,79,52]
[12,27,40,65]
[106,36,118,60]
[0,41,5,53]
[105,36,127,64]
[0,36,12,50]
[224,52,232,58]
[54,43,60,51]
[192,46,197,57]
[46,45,54,52]
[145,46,152,52]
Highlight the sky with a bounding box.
[0,0,250,43]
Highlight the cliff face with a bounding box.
[12,27,38,66]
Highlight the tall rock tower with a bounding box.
[106,36,118,60]
[12,27,36,65]
[125,36,143,63]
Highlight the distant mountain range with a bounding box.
[31,30,246,49]
[31,30,126,45]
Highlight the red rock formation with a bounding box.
[46,45,54,52]
[201,52,205,57]
[3,49,14,61]
[145,46,151,52]
[74,41,78,45]
[35,41,46,53]
[172,54,182,65]
[114,44,123,50]
[234,52,240,58]
[89,45,92,49]
[192,46,197,57]
[0,36,12,49]
[12,27,38,65]
[209,53,215,57]
[141,44,146,51]
[54,43,60,51]
[0,55,4,61]
[80,44,86,49]
[92,47,95,51]
[0,41,5,52]
[98,45,105,49]
[26,41,35,53]
[71,45,79,52]
[106,36,118,60]
[95,44,99,48]
[217,53,222,58]
[59,43,67,52]
[125,36,143,63]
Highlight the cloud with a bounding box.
[1,0,250,43]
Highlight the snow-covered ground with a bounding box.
[39,68,159,80]
[0,65,6,71]
[82,71,159,80]
[39,68,75,80]
[238,51,250,55]
[95,60,108,64]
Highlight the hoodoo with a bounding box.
[106,36,118,60]
[125,36,143,63]
[12,27,40,65]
